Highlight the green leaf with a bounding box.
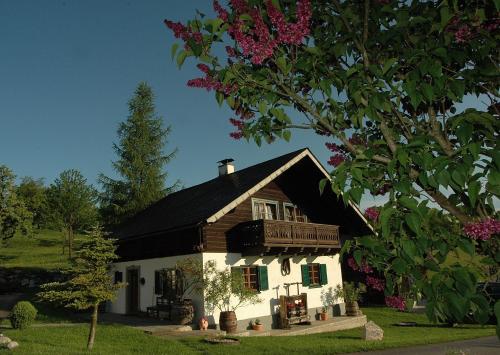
[451,169,466,187]
[457,238,475,256]
[402,240,417,259]
[176,51,188,68]
[405,213,421,235]
[353,250,363,267]
[319,178,329,195]
[456,123,473,144]
[276,56,289,74]
[349,187,363,204]
[380,208,395,238]
[382,58,397,74]
[468,180,481,207]
[392,258,406,274]
[422,83,434,102]
[258,101,267,115]
[283,130,291,142]
[450,80,465,99]
[399,196,418,211]
[171,43,179,61]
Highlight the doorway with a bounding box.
[126,267,140,314]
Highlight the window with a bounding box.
[252,199,278,220]
[242,266,258,291]
[301,263,328,287]
[232,265,269,292]
[155,268,183,300]
[283,203,308,223]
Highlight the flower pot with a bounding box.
[219,311,237,333]
[171,299,194,325]
[199,317,209,331]
[252,323,264,331]
[320,312,328,321]
[345,301,361,316]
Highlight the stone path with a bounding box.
[348,336,499,355]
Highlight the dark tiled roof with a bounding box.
[116,148,308,239]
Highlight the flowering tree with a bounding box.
[165,0,499,329]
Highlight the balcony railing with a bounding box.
[237,219,340,252]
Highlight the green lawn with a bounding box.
[1,307,494,355]
[0,229,84,270]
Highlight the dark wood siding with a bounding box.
[116,227,202,262]
[203,181,294,252]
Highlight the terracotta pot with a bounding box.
[199,317,209,330]
[320,312,328,321]
[252,323,264,331]
[219,311,237,333]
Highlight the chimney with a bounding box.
[218,158,235,176]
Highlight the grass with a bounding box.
[0,229,84,270]
[1,307,495,354]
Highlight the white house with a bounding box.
[109,148,371,329]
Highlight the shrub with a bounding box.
[10,301,37,329]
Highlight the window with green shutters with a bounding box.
[232,265,269,292]
[301,263,328,287]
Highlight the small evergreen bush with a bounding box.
[10,301,37,329]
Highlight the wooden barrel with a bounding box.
[171,299,194,325]
[219,311,237,333]
[345,301,360,316]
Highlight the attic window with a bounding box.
[252,198,278,220]
[283,203,308,223]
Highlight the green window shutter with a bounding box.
[257,266,269,291]
[319,264,328,285]
[301,264,310,286]
[230,267,242,292]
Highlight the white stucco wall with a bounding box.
[201,252,344,325]
[109,253,203,316]
[110,252,343,327]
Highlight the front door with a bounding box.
[126,268,140,314]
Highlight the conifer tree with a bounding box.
[38,226,124,351]
[99,82,178,227]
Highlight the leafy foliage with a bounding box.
[0,165,32,243]
[166,0,500,332]
[47,169,98,258]
[9,301,37,330]
[203,260,262,314]
[17,177,49,229]
[99,82,179,227]
[37,226,125,350]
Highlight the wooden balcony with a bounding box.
[235,219,340,256]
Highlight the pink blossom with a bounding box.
[196,63,210,74]
[226,46,237,57]
[454,25,472,43]
[266,0,312,45]
[230,0,249,14]
[164,20,203,44]
[229,131,244,140]
[328,154,345,167]
[385,296,406,311]
[325,142,342,152]
[348,134,367,147]
[365,207,380,222]
[213,0,229,22]
[463,218,500,241]
[347,257,373,274]
[366,276,385,292]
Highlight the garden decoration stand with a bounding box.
[279,282,310,329]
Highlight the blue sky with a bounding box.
[0,0,333,195]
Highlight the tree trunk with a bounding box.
[62,231,67,255]
[68,225,73,259]
[87,303,99,351]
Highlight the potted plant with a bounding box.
[169,258,204,325]
[203,261,262,333]
[334,282,366,316]
[320,287,340,320]
[250,318,264,331]
[320,307,328,321]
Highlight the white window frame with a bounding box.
[282,202,308,223]
[252,198,279,220]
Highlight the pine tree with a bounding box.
[99,82,178,227]
[38,226,124,351]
